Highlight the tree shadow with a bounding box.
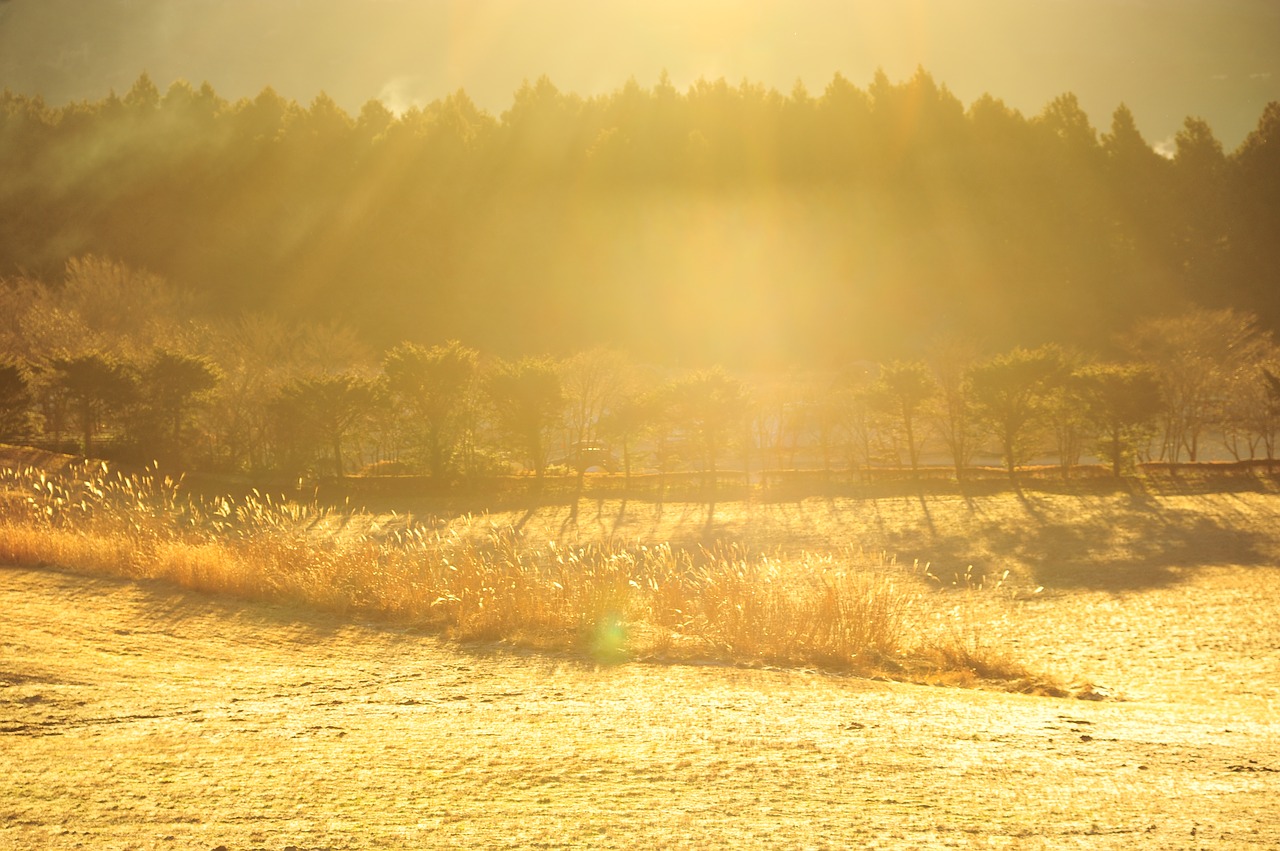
[320,475,1280,597]
[1011,480,1047,523]
[1120,478,1161,513]
[513,488,542,532]
[700,488,720,542]
[557,510,578,540]
[914,487,936,538]
[1023,509,1274,591]
[610,497,630,537]
[893,492,1279,593]
[701,510,717,543]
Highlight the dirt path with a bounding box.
[3,564,1278,849]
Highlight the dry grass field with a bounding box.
[3,470,1280,848]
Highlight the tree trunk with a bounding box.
[530,430,544,479]
[332,433,345,478]
[80,400,94,456]
[904,410,919,475]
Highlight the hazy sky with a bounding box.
[1,0,1277,149]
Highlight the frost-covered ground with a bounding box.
[3,544,1277,849]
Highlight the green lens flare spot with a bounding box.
[590,612,628,664]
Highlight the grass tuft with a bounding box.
[0,462,1061,690]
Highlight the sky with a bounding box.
[0,0,1277,150]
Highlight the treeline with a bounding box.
[1,71,1278,363]
[2,257,1279,482]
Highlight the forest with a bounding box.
[1,69,1278,366]
[1,70,1279,482]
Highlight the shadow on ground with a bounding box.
[317,474,1280,596]
[853,482,1280,593]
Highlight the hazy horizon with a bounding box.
[1,0,1277,149]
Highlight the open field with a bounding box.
[4,473,1280,849]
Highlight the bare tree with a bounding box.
[842,366,885,477]
[1219,340,1280,464]
[205,315,300,473]
[926,338,980,481]
[1042,350,1087,478]
[559,347,629,469]
[1125,308,1264,462]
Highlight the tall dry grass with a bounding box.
[0,462,1048,684]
